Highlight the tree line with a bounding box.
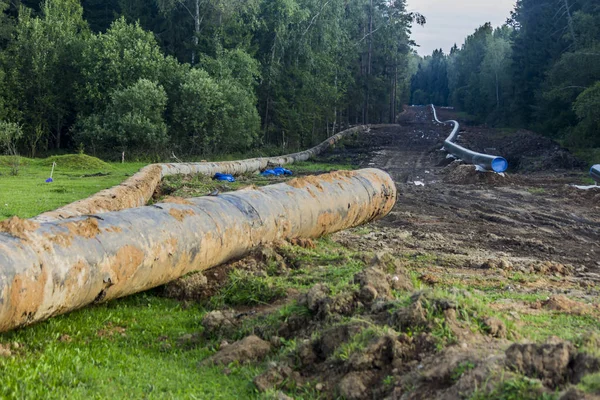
[0,0,423,160]
[410,0,600,149]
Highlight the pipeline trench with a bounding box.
[353,106,599,272]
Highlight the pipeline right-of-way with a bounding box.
[431,105,508,173]
[591,165,600,183]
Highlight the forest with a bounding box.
[411,0,600,150]
[0,0,423,160]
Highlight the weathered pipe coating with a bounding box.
[0,169,396,332]
[431,105,508,173]
[34,126,367,223]
[591,165,600,183]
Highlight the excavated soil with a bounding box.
[353,107,599,274]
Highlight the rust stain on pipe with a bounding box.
[0,169,395,332]
[34,126,367,223]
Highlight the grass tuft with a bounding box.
[210,270,288,308]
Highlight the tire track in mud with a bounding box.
[357,106,600,274]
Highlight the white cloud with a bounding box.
[406,0,516,56]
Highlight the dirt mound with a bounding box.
[254,364,300,393]
[537,295,594,316]
[505,338,600,388]
[560,185,600,206]
[201,310,236,336]
[0,156,33,167]
[39,154,113,171]
[162,271,213,301]
[161,244,290,303]
[298,284,357,320]
[443,163,511,185]
[201,335,271,366]
[460,129,585,173]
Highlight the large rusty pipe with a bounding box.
[34,126,367,223]
[0,169,396,332]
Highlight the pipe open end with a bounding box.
[591,165,600,182]
[491,157,508,173]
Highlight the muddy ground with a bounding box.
[158,106,600,399]
[367,106,599,276]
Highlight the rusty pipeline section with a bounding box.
[34,126,367,223]
[0,169,395,332]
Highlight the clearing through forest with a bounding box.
[362,106,599,277]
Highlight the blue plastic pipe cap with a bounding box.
[213,173,235,182]
[491,157,508,173]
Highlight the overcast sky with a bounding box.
[406,0,516,56]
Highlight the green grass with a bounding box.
[332,326,381,361]
[0,155,145,220]
[210,270,288,308]
[451,361,476,382]
[0,293,261,399]
[570,147,600,168]
[527,187,547,195]
[291,161,355,173]
[157,160,356,202]
[518,313,600,343]
[578,372,600,394]
[470,376,557,400]
[279,238,365,295]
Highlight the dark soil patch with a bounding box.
[459,128,586,173]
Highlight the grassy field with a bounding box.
[0,293,261,399]
[0,154,146,220]
[0,154,354,221]
[0,154,359,399]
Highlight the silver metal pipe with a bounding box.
[591,165,600,182]
[431,105,508,173]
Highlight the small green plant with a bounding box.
[470,376,557,400]
[451,361,476,382]
[383,375,395,387]
[210,270,287,307]
[0,121,23,176]
[333,327,379,361]
[578,372,600,394]
[527,187,546,195]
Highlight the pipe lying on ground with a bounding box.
[591,165,600,183]
[431,105,508,173]
[0,169,396,333]
[34,126,367,223]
